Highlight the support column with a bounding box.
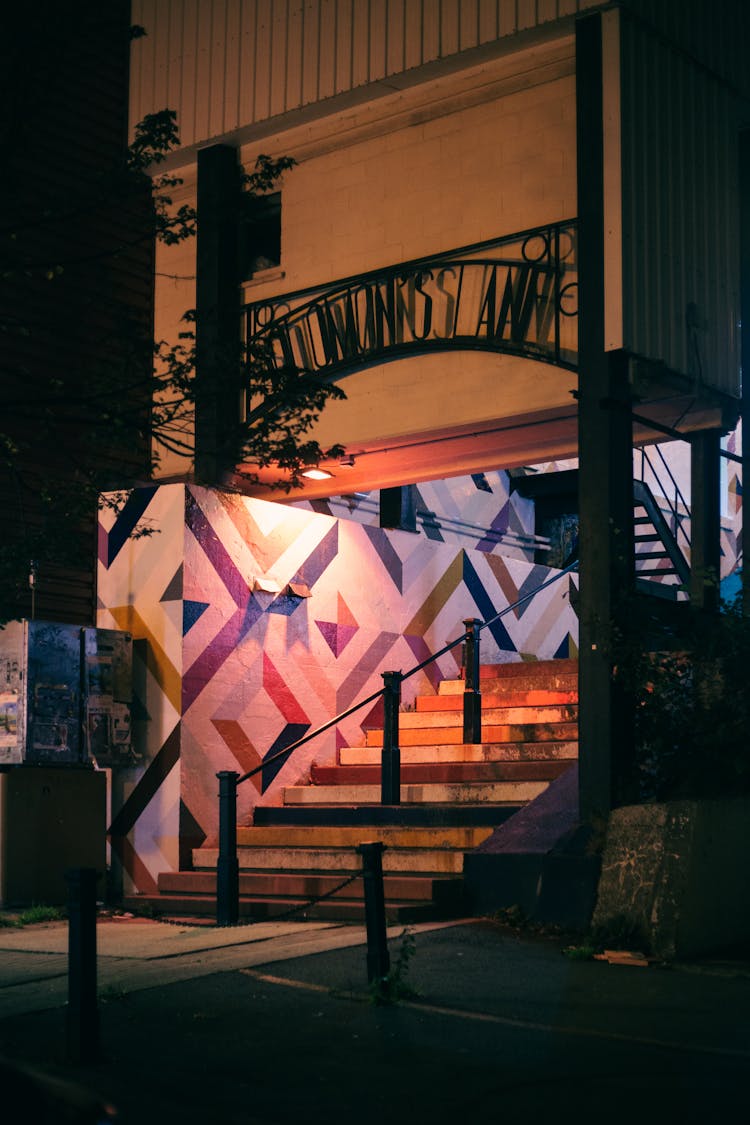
[576,13,635,821]
[379,486,417,531]
[690,429,722,612]
[740,130,750,616]
[195,144,241,484]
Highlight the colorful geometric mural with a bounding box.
[98,484,578,894]
[295,470,540,559]
[97,484,186,892]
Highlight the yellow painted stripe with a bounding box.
[404,552,463,637]
[109,605,182,713]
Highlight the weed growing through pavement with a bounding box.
[562,913,651,961]
[99,984,128,1004]
[369,927,418,1006]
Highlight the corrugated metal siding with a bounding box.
[624,0,750,102]
[130,0,600,145]
[620,11,740,395]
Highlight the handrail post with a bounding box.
[463,618,482,744]
[381,670,402,804]
[217,770,240,926]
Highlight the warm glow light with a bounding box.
[301,467,333,480]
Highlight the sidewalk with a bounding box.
[0,914,422,1019]
[2,914,749,1123]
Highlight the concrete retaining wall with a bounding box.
[593,798,750,958]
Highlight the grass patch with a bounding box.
[562,944,597,961]
[14,905,66,926]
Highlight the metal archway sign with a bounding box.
[243,220,578,382]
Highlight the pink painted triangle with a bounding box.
[337,593,358,629]
[334,622,358,657]
[316,620,339,655]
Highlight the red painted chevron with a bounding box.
[211,719,264,793]
[262,652,310,725]
[112,834,158,896]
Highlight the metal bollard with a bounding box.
[462,617,482,744]
[357,842,390,988]
[381,670,402,804]
[66,867,100,1064]
[216,771,240,926]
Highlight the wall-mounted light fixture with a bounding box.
[300,466,333,480]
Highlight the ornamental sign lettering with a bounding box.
[243,221,577,380]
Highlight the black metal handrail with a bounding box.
[214,559,578,924]
[637,445,691,552]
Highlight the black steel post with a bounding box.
[66,867,99,1064]
[741,129,750,617]
[690,429,722,613]
[381,671,402,804]
[356,842,390,988]
[576,13,635,818]
[195,144,241,485]
[216,770,240,926]
[462,617,482,744]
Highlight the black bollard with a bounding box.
[357,842,390,989]
[66,867,100,1064]
[216,770,240,926]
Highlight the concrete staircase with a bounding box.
[131,659,578,923]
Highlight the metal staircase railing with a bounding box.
[214,560,578,924]
[634,447,691,593]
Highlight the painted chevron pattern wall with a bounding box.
[297,470,540,558]
[98,483,578,894]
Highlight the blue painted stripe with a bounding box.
[106,487,159,568]
[262,723,311,792]
[462,553,516,653]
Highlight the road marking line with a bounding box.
[240,969,750,1060]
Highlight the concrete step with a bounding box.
[477,659,579,678]
[310,761,571,786]
[416,689,578,711]
[339,740,578,765]
[158,869,463,905]
[122,892,445,924]
[235,825,494,849]
[196,846,473,875]
[253,803,521,828]
[282,780,549,805]
[364,722,579,746]
[437,659,578,695]
[398,704,578,728]
[439,673,578,695]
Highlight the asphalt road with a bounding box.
[1,919,748,1124]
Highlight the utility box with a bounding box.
[0,766,106,907]
[0,620,133,767]
[0,620,131,906]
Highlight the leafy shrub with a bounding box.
[615,593,750,800]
